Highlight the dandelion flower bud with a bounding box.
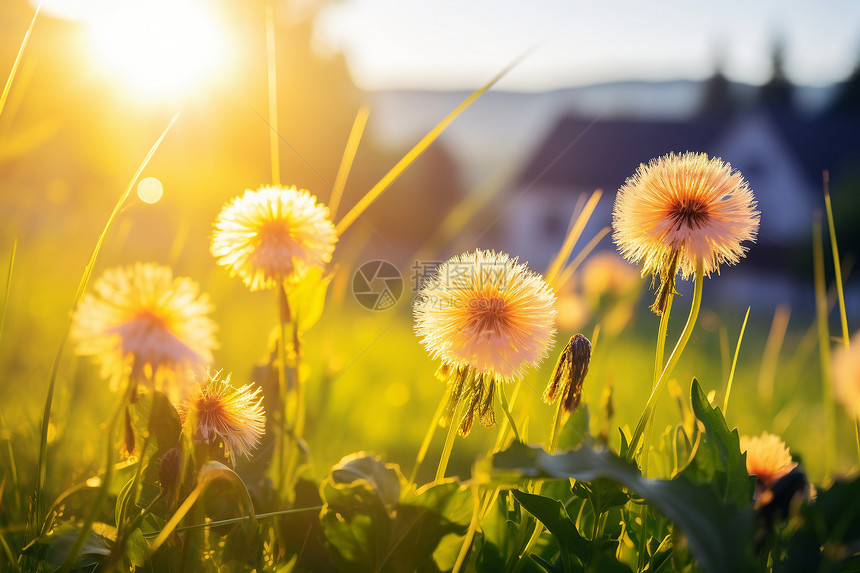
[544,334,592,414]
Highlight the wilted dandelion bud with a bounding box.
[158,447,184,495]
[612,152,759,315]
[415,250,557,436]
[544,334,592,414]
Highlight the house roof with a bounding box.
[518,109,860,194]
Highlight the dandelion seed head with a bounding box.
[178,371,266,466]
[612,152,759,281]
[414,249,557,383]
[211,185,337,291]
[71,262,217,397]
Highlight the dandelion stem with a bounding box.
[497,383,521,444]
[436,398,466,482]
[409,390,449,485]
[642,291,673,475]
[60,379,133,572]
[723,307,751,415]
[276,285,291,492]
[627,260,704,462]
[548,394,565,454]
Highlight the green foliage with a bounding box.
[320,453,473,573]
[679,379,756,507]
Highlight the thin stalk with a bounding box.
[497,383,521,444]
[436,398,466,482]
[823,172,850,351]
[409,390,449,484]
[494,379,522,451]
[276,286,291,492]
[813,217,836,482]
[102,491,164,573]
[452,485,481,573]
[0,2,41,120]
[723,307,751,415]
[548,394,565,454]
[627,261,704,462]
[0,239,16,345]
[130,434,151,505]
[0,531,18,572]
[329,107,370,220]
[36,114,179,521]
[147,483,204,556]
[824,173,856,465]
[335,56,523,235]
[60,380,133,571]
[265,4,280,185]
[643,292,673,476]
[147,505,324,536]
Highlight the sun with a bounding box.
[83,0,231,101]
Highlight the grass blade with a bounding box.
[35,113,180,523]
[722,306,750,415]
[823,171,849,350]
[265,5,280,185]
[553,226,610,290]
[335,56,524,235]
[757,305,790,401]
[813,214,835,483]
[329,106,370,220]
[0,2,41,121]
[0,240,16,346]
[545,189,602,286]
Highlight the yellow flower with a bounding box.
[833,335,860,420]
[740,432,797,487]
[179,371,266,466]
[414,250,557,434]
[211,185,337,291]
[71,263,217,396]
[612,152,759,313]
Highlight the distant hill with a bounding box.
[368,80,834,185]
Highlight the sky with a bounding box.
[315,0,860,91]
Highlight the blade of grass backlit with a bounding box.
[0,2,41,121]
[545,189,602,286]
[329,106,369,220]
[757,305,790,401]
[265,5,280,185]
[722,307,750,415]
[335,56,526,235]
[415,163,516,260]
[823,172,849,351]
[813,215,836,483]
[0,240,16,345]
[36,114,180,522]
[822,171,859,462]
[554,226,610,289]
